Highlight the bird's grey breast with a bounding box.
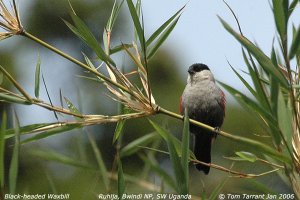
[182,80,224,124]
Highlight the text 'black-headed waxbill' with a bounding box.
[180,63,226,174]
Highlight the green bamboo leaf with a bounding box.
[118,159,125,200]
[230,65,257,99]
[64,14,115,66]
[242,49,270,110]
[110,44,133,55]
[34,53,41,98]
[246,179,277,195]
[64,97,82,120]
[219,82,282,145]
[126,0,145,48]
[219,17,289,88]
[0,66,32,103]
[106,0,124,32]
[113,120,126,144]
[0,112,7,188]
[224,156,248,161]
[147,17,180,60]
[165,131,187,194]
[208,178,228,200]
[289,25,300,59]
[270,48,279,116]
[30,150,92,169]
[21,124,82,144]
[148,120,195,159]
[120,132,158,157]
[41,74,58,120]
[219,82,277,127]
[288,0,299,17]
[272,0,288,43]
[82,52,96,70]
[76,75,104,83]
[9,113,20,194]
[87,133,109,190]
[0,71,3,85]
[235,151,258,162]
[46,173,58,194]
[277,90,293,151]
[122,43,147,75]
[146,5,185,47]
[149,120,187,194]
[5,123,54,139]
[104,0,124,54]
[181,109,189,191]
[0,93,31,105]
[140,155,177,191]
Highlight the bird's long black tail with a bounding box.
[194,130,212,174]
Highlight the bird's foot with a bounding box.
[214,127,221,133]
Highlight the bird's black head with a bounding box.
[188,63,210,75]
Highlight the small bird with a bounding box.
[180,63,226,174]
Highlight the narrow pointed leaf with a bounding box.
[147,17,180,60]
[277,90,293,152]
[0,71,3,85]
[272,0,288,43]
[242,49,270,110]
[87,133,109,190]
[140,155,177,191]
[148,120,195,159]
[110,44,133,55]
[106,0,124,32]
[146,5,185,46]
[208,178,228,200]
[219,82,282,145]
[289,25,300,59]
[31,150,92,169]
[34,54,41,98]
[0,112,7,188]
[230,65,257,99]
[0,66,32,102]
[166,131,187,194]
[120,132,158,157]
[181,109,189,190]
[219,17,288,88]
[42,74,58,120]
[9,113,20,194]
[64,14,115,66]
[235,151,258,162]
[126,0,144,48]
[21,124,82,144]
[118,160,125,200]
[113,120,126,144]
[76,75,104,83]
[270,48,279,115]
[82,52,96,70]
[149,120,187,194]
[5,123,55,139]
[64,97,82,120]
[219,82,277,128]
[288,0,299,17]
[0,93,31,105]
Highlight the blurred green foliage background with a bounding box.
[0,0,294,199]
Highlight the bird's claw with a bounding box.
[214,127,221,133]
